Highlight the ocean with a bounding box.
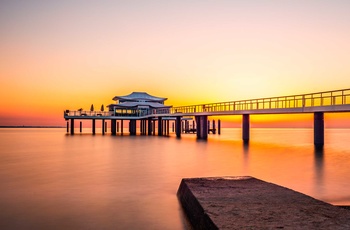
[0,128,350,229]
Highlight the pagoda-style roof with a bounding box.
[113,92,167,102]
[108,101,171,109]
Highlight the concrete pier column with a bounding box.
[105,121,107,133]
[218,119,221,135]
[207,120,210,134]
[148,118,152,135]
[129,120,136,135]
[143,119,147,135]
[117,122,119,133]
[163,120,167,136]
[70,119,74,135]
[314,112,324,147]
[172,122,175,133]
[167,120,170,136]
[140,120,143,135]
[196,115,208,140]
[158,117,163,136]
[243,114,250,143]
[92,119,96,135]
[153,119,156,135]
[212,120,216,134]
[111,120,116,135]
[141,120,144,135]
[66,121,69,133]
[102,119,105,135]
[176,117,182,138]
[195,116,199,134]
[79,121,82,133]
[121,120,123,135]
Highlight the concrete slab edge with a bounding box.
[177,179,218,230]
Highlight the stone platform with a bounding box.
[177,176,350,229]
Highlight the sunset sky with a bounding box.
[1,0,350,127]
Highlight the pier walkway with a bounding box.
[177,177,350,229]
[64,88,350,146]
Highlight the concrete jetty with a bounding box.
[177,176,350,229]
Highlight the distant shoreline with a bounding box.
[0,126,65,128]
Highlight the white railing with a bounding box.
[168,88,350,114]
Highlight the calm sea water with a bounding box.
[1,128,350,229]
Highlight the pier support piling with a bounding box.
[70,119,74,135]
[129,120,136,135]
[158,117,163,136]
[314,112,324,147]
[163,120,166,136]
[66,121,69,133]
[196,115,208,140]
[121,120,123,135]
[80,121,82,133]
[92,119,96,135]
[176,117,182,138]
[212,120,216,134]
[218,119,221,135]
[148,118,152,135]
[111,120,116,135]
[207,120,210,134]
[102,119,105,135]
[242,114,250,143]
[166,120,170,136]
[153,119,156,135]
[140,120,143,135]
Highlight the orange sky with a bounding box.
[1,1,350,127]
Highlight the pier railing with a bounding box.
[161,88,350,114]
[64,111,112,117]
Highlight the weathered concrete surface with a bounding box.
[177,176,350,229]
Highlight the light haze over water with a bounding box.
[1,128,350,229]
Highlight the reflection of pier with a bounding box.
[64,88,350,147]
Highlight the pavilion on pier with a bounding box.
[108,92,172,116]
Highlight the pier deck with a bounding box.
[177,176,350,229]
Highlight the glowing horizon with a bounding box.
[1,1,350,127]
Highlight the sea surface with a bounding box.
[0,128,350,229]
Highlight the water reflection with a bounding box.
[242,142,250,174]
[314,146,324,196]
[1,128,350,229]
